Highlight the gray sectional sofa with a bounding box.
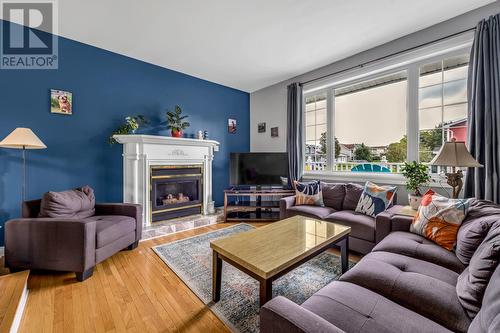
[280,182,400,254]
[262,199,500,333]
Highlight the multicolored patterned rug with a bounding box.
[152,224,353,333]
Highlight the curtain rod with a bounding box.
[300,27,476,86]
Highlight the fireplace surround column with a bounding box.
[204,152,215,214]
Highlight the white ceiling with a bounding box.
[31,1,500,91]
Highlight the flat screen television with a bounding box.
[230,152,289,186]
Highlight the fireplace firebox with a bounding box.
[150,165,203,222]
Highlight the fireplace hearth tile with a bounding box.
[141,209,224,241]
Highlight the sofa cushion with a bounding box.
[411,192,471,251]
[260,296,345,333]
[468,264,500,333]
[294,180,324,206]
[355,181,397,217]
[286,205,335,219]
[39,185,95,219]
[343,183,364,211]
[457,223,500,318]
[373,231,465,273]
[302,281,453,333]
[90,215,136,248]
[321,182,345,210]
[456,199,500,265]
[326,210,375,242]
[340,251,470,332]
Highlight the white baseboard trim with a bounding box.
[10,284,28,333]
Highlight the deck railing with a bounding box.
[304,159,446,174]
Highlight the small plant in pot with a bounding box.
[166,105,190,138]
[109,115,148,144]
[401,161,431,210]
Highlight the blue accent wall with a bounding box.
[0,25,250,246]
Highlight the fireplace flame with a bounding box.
[163,192,191,205]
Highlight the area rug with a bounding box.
[152,224,354,333]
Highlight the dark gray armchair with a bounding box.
[5,199,142,281]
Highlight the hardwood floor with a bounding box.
[10,222,360,333]
[0,270,29,333]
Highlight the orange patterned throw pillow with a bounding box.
[294,180,324,207]
[411,190,471,251]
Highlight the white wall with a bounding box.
[251,83,288,151]
[250,1,500,152]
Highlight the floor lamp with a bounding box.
[429,138,482,199]
[0,128,47,201]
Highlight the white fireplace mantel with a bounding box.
[113,134,220,227]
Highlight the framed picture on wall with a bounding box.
[258,122,266,133]
[228,118,237,134]
[271,127,279,137]
[50,89,73,115]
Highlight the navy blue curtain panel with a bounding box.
[465,14,500,203]
[286,83,303,188]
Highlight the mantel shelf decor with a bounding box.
[113,134,219,149]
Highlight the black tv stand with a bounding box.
[223,187,295,222]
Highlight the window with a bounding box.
[418,55,469,163]
[302,42,472,176]
[334,72,407,172]
[304,93,327,171]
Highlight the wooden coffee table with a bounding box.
[210,215,351,306]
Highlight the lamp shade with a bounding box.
[429,140,482,167]
[0,128,47,149]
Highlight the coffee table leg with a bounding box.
[259,279,272,307]
[340,236,349,274]
[212,250,222,302]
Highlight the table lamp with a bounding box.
[0,128,47,200]
[429,138,482,198]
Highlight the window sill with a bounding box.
[302,171,453,188]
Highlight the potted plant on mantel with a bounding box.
[401,161,431,210]
[109,115,148,144]
[166,105,190,138]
